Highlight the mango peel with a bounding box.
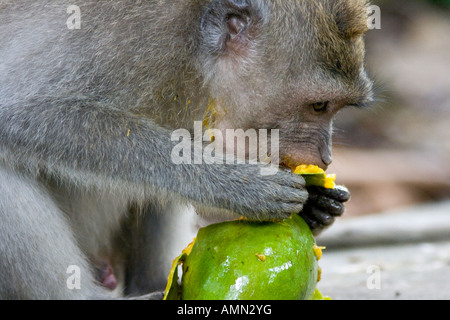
[294,165,336,189]
[164,215,328,300]
[164,165,336,300]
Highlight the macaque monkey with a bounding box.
[0,0,373,299]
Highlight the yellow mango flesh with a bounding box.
[294,165,336,189]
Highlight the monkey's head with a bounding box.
[196,0,373,170]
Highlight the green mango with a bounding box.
[164,215,324,300]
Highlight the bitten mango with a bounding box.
[164,215,325,300]
[163,165,336,300]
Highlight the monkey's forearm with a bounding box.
[0,99,184,192]
[0,98,307,219]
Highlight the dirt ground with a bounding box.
[317,201,450,300]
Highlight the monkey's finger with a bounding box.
[300,207,335,236]
[253,201,303,221]
[308,185,351,202]
[309,207,334,226]
[307,193,345,216]
[273,186,309,204]
[271,171,306,189]
[279,202,305,216]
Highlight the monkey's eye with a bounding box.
[311,102,329,113]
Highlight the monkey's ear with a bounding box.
[200,0,262,56]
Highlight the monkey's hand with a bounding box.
[299,185,351,235]
[196,163,308,221]
[241,167,309,220]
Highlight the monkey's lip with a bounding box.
[281,159,329,172]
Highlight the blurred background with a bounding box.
[331,0,450,217]
[316,0,450,299]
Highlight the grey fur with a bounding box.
[0,0,372,299]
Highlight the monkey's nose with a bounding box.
[321,154,333,167]
[317,161,329,171]
[320,147,333,169]
[313,154,332,171]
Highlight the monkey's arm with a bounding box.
[300,186,351,235]
[0,97,306,220]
